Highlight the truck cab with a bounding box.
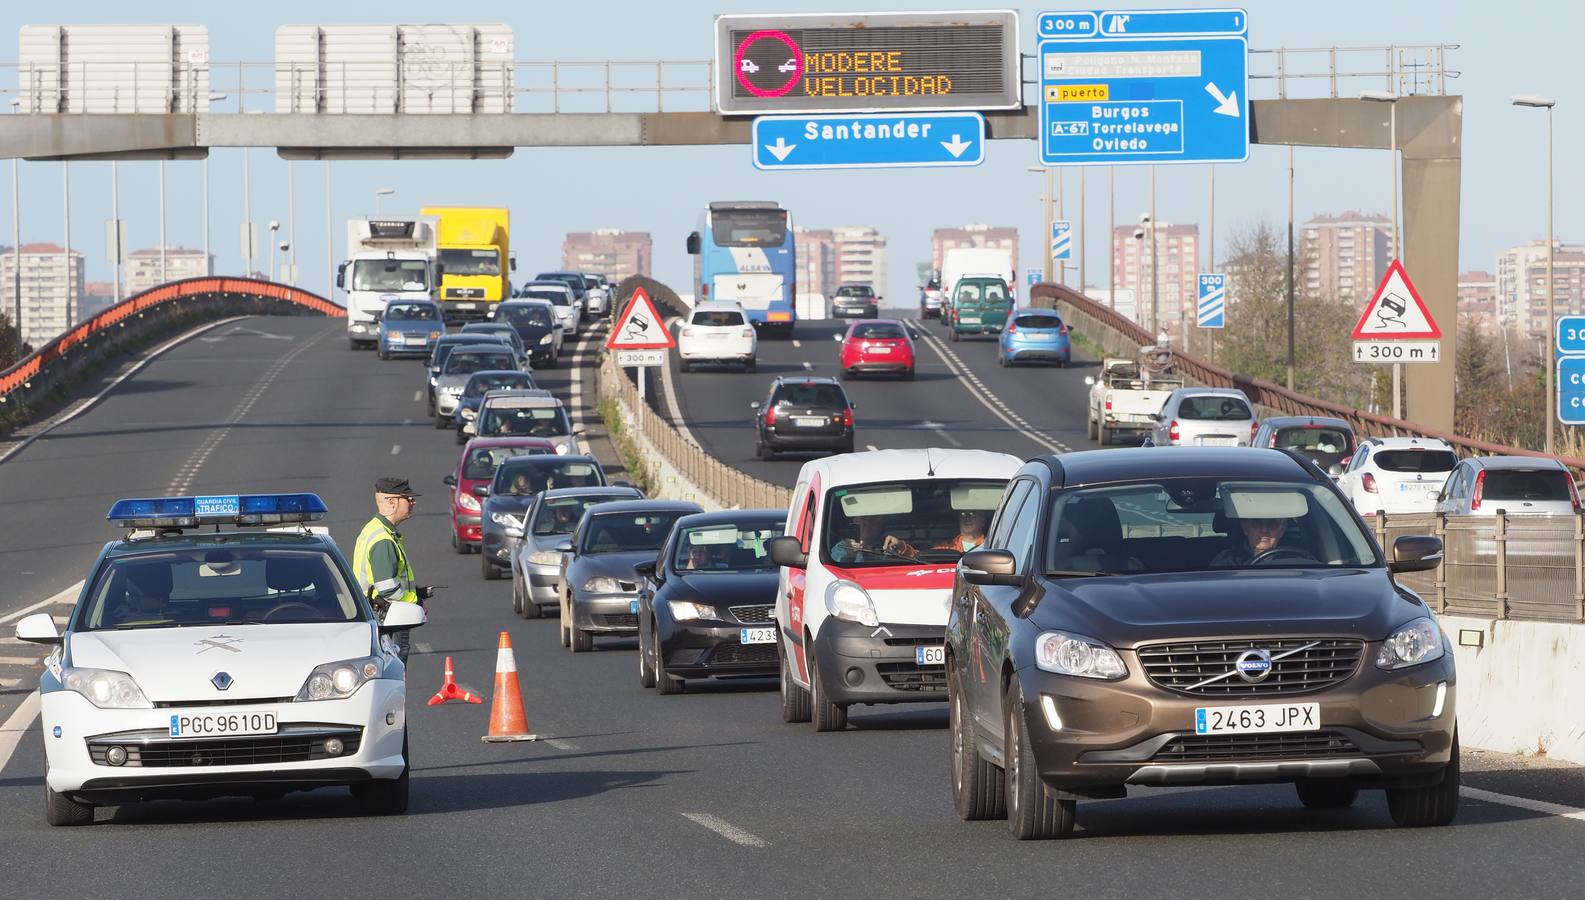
[339,218,439,350]
[422,207,514,323]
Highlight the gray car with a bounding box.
[425,333,517,414]
[432,346,525,428]
[509,486,645,618]
[1146,387,1257,448]
[479,455,607,581]
[558,499,701,653]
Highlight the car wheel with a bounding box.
[1296,779,1359,809]
[655,639,683,695]
[353,735,410,816]
[902,367,914,381]
[377,347,389,361]
[481,553,500,580]
[451,532,466,555]
[780,642,811,723]
[680,359,692,373]
[949,328,961,343]
[544,353,558,369]
[1004,683,1076,840]
[1098,423,1111,446]
[1087,417,1098,440]
[839,440,855,455]
[571,627,593,653]
[839,367,851,381]
[1387,732,1460,827]
[44,772,94,827]
[757,441,776,461]
[639,624,657,689]
[810,655,848,732]
[949,667,1006,821]
[520,585,541,619]
[997,352,1007,367]
[744,359,757,373]
[434,413,449,430]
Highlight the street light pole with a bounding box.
[325,161,334,301]
[110,160,121,304]
[204,94,227,277]
[63,161,72,326]
[288,160,296,284]
[9,98,20,356]
[1513,94,1558,453]
[1108,166,1115,309]
[159,160,167,285]
[1078,167,1087,294]
[1286,144,1296,392]
[1056,168,1066,287]
[1149,164,1158,336]
[375,187,395,216]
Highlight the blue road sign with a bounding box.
[1560,356,1585,425]
[1197,272,1226,328]
[1038,8,1249,167]
[1026,268,1042,287]
[1050,220,1073,260]
[752,112,985,171]
[1558,316,1585,355]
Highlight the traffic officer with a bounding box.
[353,477,436,663]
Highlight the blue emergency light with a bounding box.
[108,493,328,529]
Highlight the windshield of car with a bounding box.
[581,512,689,554]
[672,522,786,572]
[851,323,905,340]
[463,444,551,480]
[1374,449,1458,473]
[463,372,533,398]
[493,460,604,496]
[535,274,585,296]
[836,285,874,298]
[532,494,631,536]
[820,479,1007,567]
[1012,313,1062,330]
[79,547,361,631]
[499,304,554,327]
[1178,395,1253,420]
[1481,469,1572,501]
[523,288,571,307]
[713,209,788,247]
[440,248,501,276]
[1044,478,1379,575]
[479,404,571,438]
[383,302,438,322]
[444,351,515,375]
[1273,426,1351,454]
[463,325,516,342]
[352,259,428,292]
[773,383,847,409]
[692,309,746,327]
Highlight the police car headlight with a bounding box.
[295,656,383,701]
[61,667,152,709]
[529,549,564,566]
[583,577,622,593]
[824,580,879,628]
[539,334,553,345]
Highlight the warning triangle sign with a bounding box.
[606,287,677,350]
[1351,259,1442,340]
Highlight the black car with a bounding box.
[478,455,607,580]
[634,509,787,694]
[489,299,564,367]
[452,370,538,443]
[945,447,1456,840]
[750,376,856,460]
[831,283,880,319]
[1252,416,1357,477]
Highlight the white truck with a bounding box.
[1084,355,1184,446]
[338,217,439,349]
[940,247,1015,298]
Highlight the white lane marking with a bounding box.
[544,738,578,751]
[865,444,879,452]
[792,339,802,348]
[0,689,42,776]
[681,812,770,848]
[0,656,42,665]
[413,390,423,403]
[830,334,842,342]
[801,361,813,371]
[0,581,83,626]
[403,418,412,426]
[413,641,433,655]
[390,444,402,456]
[567,322,606,430]
[1462,787,1585,822]
[921,421,963,447]
[910,321,1071,454]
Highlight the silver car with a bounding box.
[432,346,525,428]
[558,499,701,653]
[1147,387,1257,448]
[519,281,579,335]
[509,486,645,618]
[1434,455,1577,517]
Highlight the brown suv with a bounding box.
[945,447,1457,839]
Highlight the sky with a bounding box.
[1,0,1581,306]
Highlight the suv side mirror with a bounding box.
[768,536,807,569]
[749,401,762,411]
[1389,535,1443,574]
[960,549,1019,586]
[15,612,62,645]
[379,601,426,634]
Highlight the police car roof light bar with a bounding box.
[108,493,328,529]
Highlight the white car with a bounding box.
[519,282,579,336]
[18,493,424,826]
[678,301,758,373]
[1336,436,1459,516]
[1146,387,1257,447]
[768,449,1021,732]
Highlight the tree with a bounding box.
[0,311,19,370]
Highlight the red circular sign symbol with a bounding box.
[733,30,804,98]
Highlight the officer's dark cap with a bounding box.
[375,477,419,498]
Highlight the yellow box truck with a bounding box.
[421,206,513,321]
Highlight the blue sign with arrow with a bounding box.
[1025,268,1042,287]
[1197,272,1226,328]
[752,112,985,171]
[1050,220,1073,261]
[1037,7,1249,167]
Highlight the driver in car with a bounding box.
[1211,488,1310,566]
[887,509,992,559]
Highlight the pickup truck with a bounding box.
[1084,357,1184,446]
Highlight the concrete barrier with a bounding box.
[1441,615,1585,764]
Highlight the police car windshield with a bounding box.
[532,494,628,535]
[78,547,363,631]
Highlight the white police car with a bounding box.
[15,493,425,825]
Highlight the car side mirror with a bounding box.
[1388,535,1443,574]
[443,473,458,487]
[472,485,490,498]
[504,526,525,539]
[555,539,574,553]
[685,232,701,255]
[633,560,658,580]
[15,612,62,645]
[463,422,476,435]
[768,536,808,569]
[379,601,426,634]
[1327,463,1343,480]
[960,549,1019,586]
[1083,375,1096,386]
[749,401,762,411]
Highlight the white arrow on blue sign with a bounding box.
[752,112,986,171]
[1197,272,1226,328]
[1026,268,1042,287]
[1050,220,1073,261]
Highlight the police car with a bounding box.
[15,493,425,826]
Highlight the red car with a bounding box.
[840,319,916,380]
[444,436,556,552]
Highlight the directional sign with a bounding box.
[1559,356,1585,425]
[1037,8,1249,167]
[1025,268,1042,287]
[1351,259,1442,340]
[752,112,984,170]
[606,287,676,351]
[1196,272,1225,328]
[1558,316,1585,356]
[614,349,667,368]
[1050,220,1073,261]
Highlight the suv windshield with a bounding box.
[499,304,554,327]
[80,547,361,630]
[692,309,746,327]
[1374,450,1457,473]
[581,512,689,554]
[439,249,501,276]
[493,460,604,496]
[463,372,532,398]
[774,383,847,409]
[672,522,786,572]
[821,479,1007,567]
[533,494,632,536]
[1178,395,1252,420]
[1045,478,1379,575]
[445,352,515,375]
[1482,469,1571,501]
[479,404,571,438]
[384,303,438,321]
[352,259,429,292]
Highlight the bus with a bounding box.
[686,201,797,337]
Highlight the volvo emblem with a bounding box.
[1234,649,1274,683]
[211,671,234,691]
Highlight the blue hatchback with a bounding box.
[997,307,1071,367]
[377,299,444,360]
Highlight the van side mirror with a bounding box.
[960,549,1019,586]
[685,232,701,255]
[768,536,807,569]
[1388,535,1443,574]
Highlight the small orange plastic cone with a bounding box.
[427,656,483,706]
[482,632,537,742]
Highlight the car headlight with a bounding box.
[61,667,152,709]
[539,334,553,345]
[442,385,463,396]
[491,512,523,528]
[529,549,564,566]
[429,330,442,339]
[461,407,477,419]
[555,442,571,455]
[583,576,624,593]
[295,656,384,701]
[1376,617,1445,670]
[1033,632,1127,680]
[458,492,481,512]
[669,600,718,622]
[824,579,879,627]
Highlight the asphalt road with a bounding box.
[0,313,1582,898]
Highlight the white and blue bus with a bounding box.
[686,201,797,337]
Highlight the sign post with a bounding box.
[1196,273,1225,328]
[1554,316,1585,426]
[606,287,677,404]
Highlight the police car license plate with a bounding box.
[1194,702,1319,736]
[739,627,775,644]
[169,710,278,738]
[915,646,945,666]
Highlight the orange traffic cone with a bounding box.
[482,631,537,742]
[427,656,483,707]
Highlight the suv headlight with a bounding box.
[824,580,879,627]
[296,656,384,701]
[669,600,718,622]
[583,577,622,593]
[61,667,152,709]
[1033,632,1127,680]
[491,512,523,528]
[529,549,564,566]
[1376,617,1445,670]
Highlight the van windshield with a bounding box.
[820,479,1007,567]
[352,259,428,292]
